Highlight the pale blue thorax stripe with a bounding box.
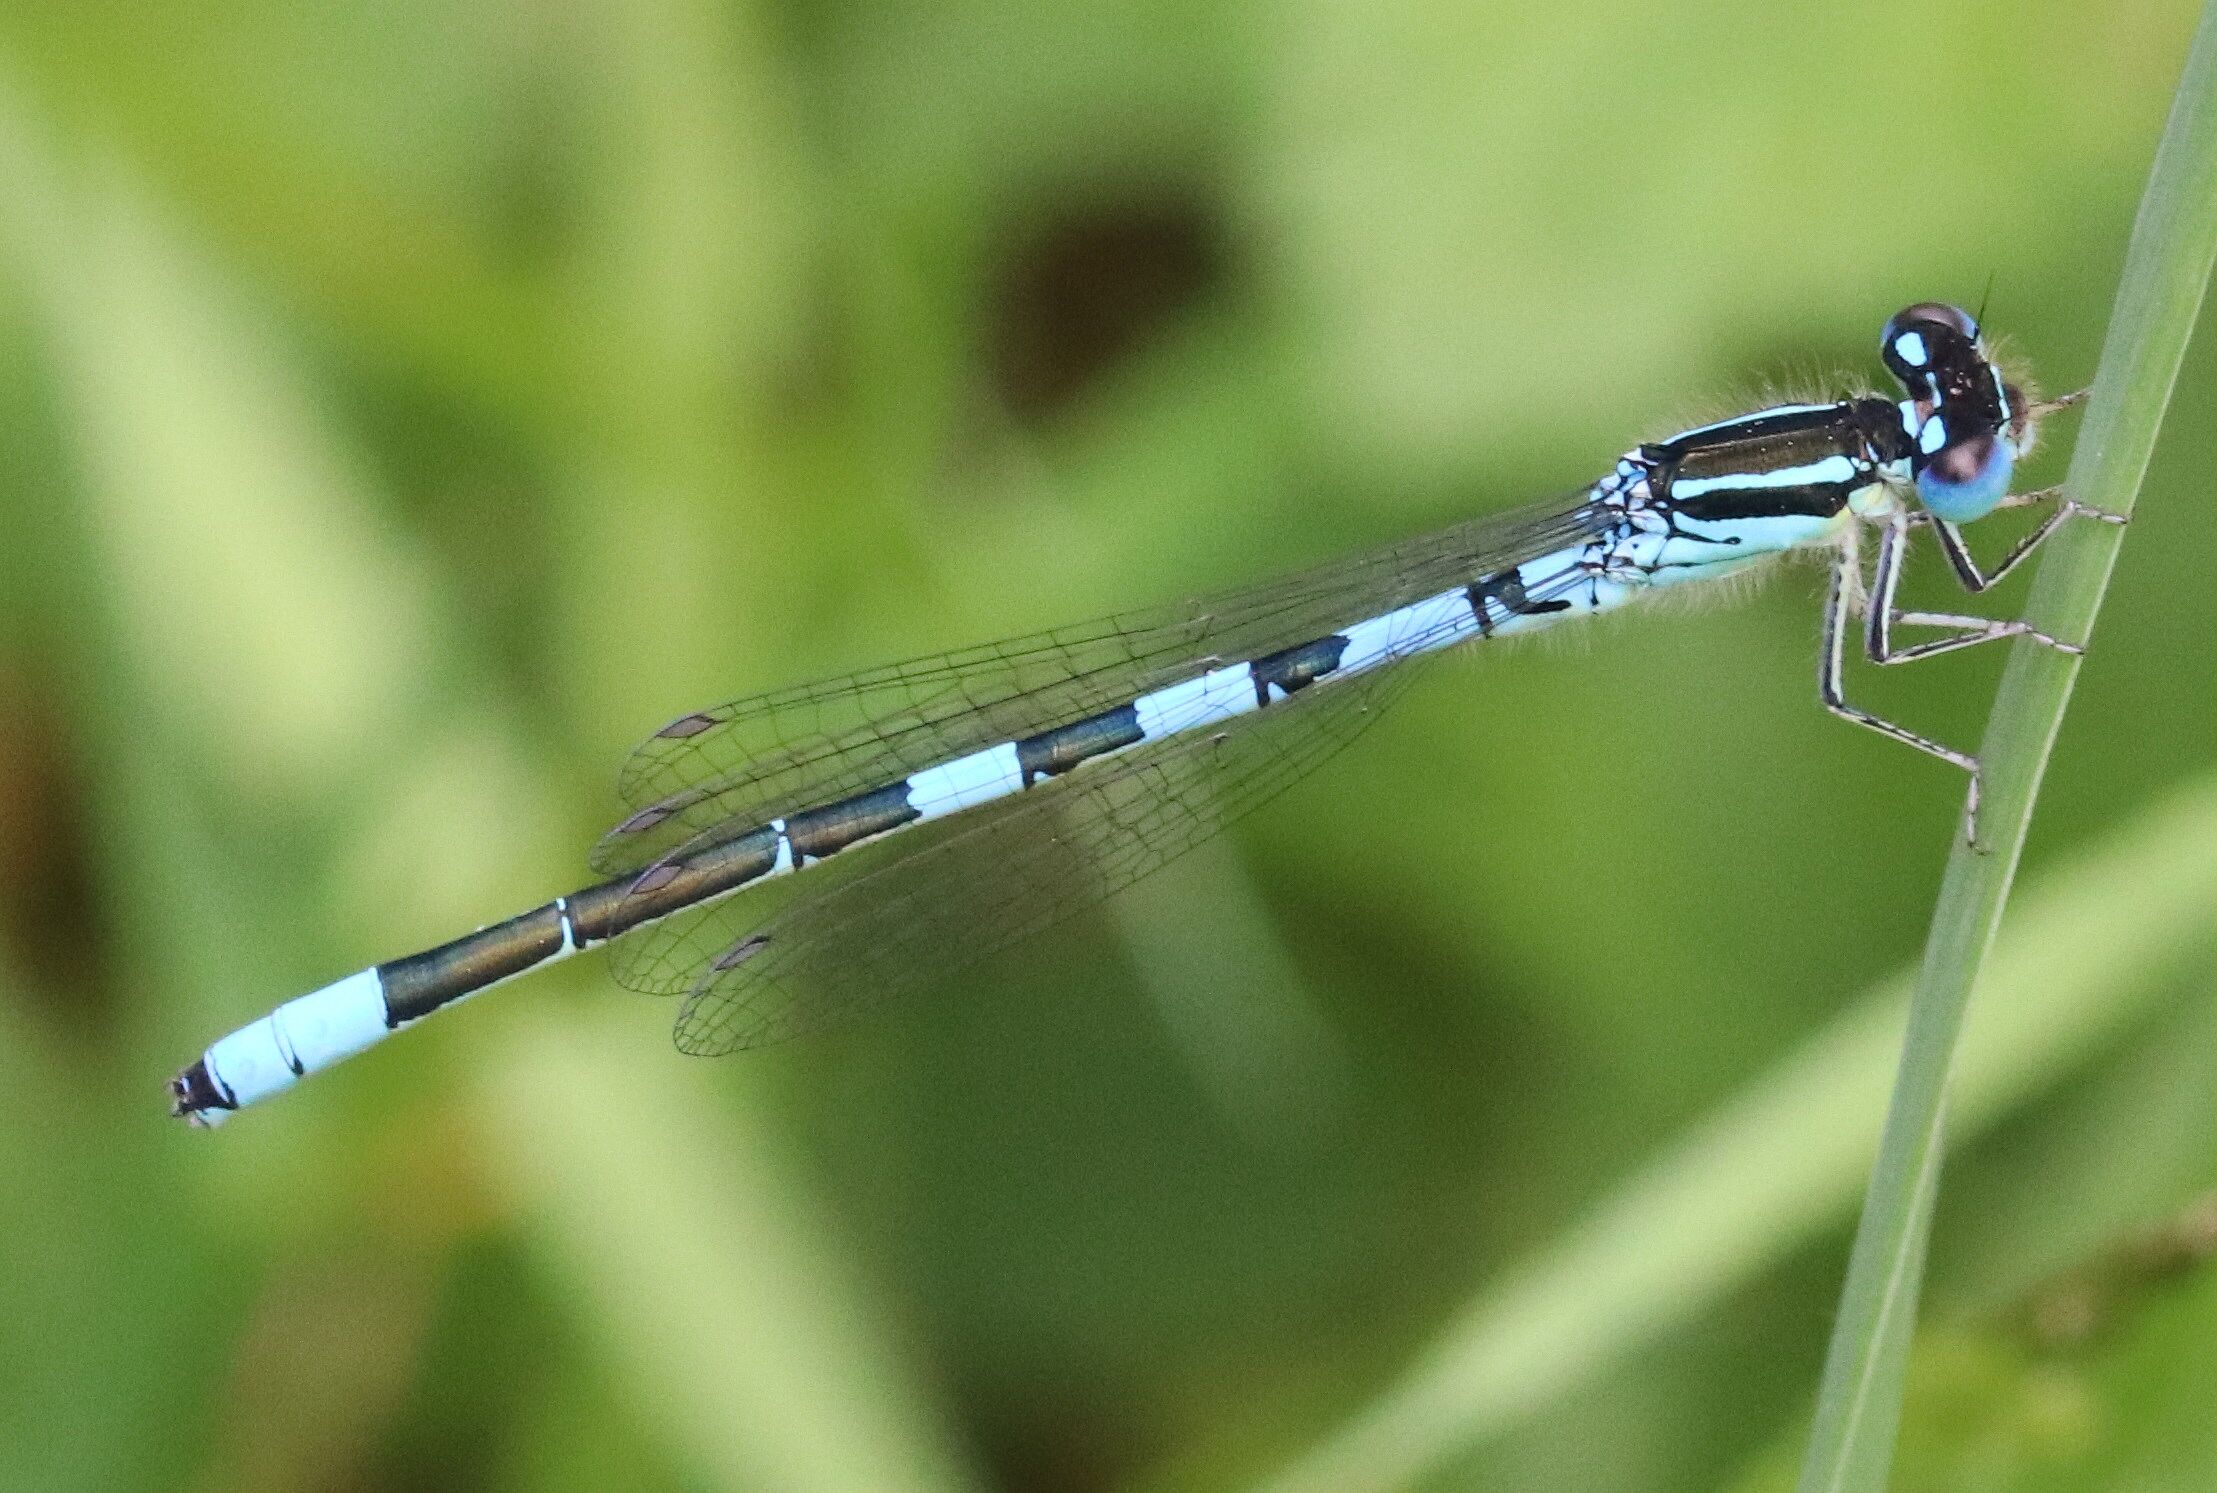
[1669,453,1860,499]
[909,741,1027,822]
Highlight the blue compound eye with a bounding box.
[1916,428,2014,522]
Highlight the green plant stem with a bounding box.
[1795,11,2217,1491]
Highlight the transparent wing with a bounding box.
[590,496,1606,877]
[652,582,1503,1054]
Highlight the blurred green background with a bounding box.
[3,1,2216,1489]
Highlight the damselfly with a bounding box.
[169,302,2117,1125]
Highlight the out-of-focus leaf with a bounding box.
[0,81,436,802]
[1731,1207,2217,1493]
[1246,771,2217,1493]
[471,1003,983,1493]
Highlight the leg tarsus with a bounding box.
[1931,493,2127,595]
[1865,519,2086,664]
[1879,611,2085,662]
[2028,387,2090,418]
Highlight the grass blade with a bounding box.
[1794,8,2217,1489]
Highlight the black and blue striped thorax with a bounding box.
[1625,398,1916,521]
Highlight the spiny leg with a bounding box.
[1917,486,2128,596]
[1822,550,1986,848]
[1863,518,2084,666]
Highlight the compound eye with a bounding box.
[1916,430,2013,523]
[1903,301,1978,339]
[1881,301,1980,384]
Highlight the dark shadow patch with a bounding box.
[985,187,1231,421]
[0,671,110,1025]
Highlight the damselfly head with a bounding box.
[1880,301,2024,524]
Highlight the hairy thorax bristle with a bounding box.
[1983,337,2045,459]
[1654,360,1868,443]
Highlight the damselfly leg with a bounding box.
[1865,516,2085,663]
[1821,465,2127,850]
[1921,487,2130,596]
[1819,553,1988,843]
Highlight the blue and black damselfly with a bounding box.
[169,302,2117,1125]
